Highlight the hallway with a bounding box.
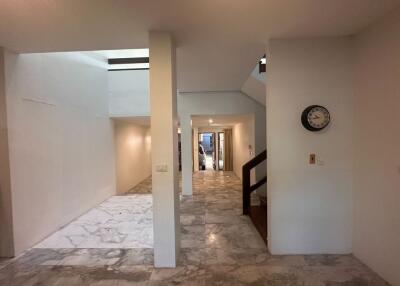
[0,172,389,285]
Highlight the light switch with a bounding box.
[309,154,316,165]
[156,164,168,172]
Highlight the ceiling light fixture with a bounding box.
[209,119,213,124]
[108,57,149,65]
[259,54,266,73]
[107,56,150,71]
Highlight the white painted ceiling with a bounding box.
[0,0,398,92]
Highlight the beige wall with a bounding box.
[353,9,400,286]
[114,120,151,194]
[4,51,116,255]
[232,116,255,181]
[0,48,14,257]
[267,37,354,255]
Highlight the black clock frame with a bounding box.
[301,105,330,132]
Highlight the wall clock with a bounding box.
[301,105,330,132]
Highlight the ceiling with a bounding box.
[0,0,398,92]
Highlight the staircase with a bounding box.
[242,150,267,244]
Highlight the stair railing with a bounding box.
[242,150,267,215]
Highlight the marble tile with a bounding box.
[0,257,13,271]
[149,265,207,286]
[205,223,267,250]
[180,214,205,226]
[0,171,390,286]
[205,211,250,224]
[127,176,152,194]
[181,225,206,248]
[34,194,154,249]
[180,200,206,216]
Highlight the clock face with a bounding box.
[301,105,330,131]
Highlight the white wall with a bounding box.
[179,91,266,181]
[114,120,151,194]
[4,51,116,255]
[107,80,267,185]
[232,116,255,180]
[114,88,267,159]
[353,9,400,286]
[108,70,149,117]
[241,65,266,106]
[267,37,354,254]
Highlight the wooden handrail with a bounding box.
[243,150,266,170]
[242,150,267,215]
[250,175,267,193]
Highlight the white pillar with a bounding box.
[0,47,14,257]
[181,114,193,196]
[149,32,180,267]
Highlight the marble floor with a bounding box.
[127,176,152,194]
[34,195,153,249]
[0,171,389,285]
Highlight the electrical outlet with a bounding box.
[309,154,316,165]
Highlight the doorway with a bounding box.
[198,132,216,170]
[218,132,224,170]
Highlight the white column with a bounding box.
[0,47,14,257]
[181,113,193,196]
[149,32,180,267]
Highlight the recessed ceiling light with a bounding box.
[209,119,213,124]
